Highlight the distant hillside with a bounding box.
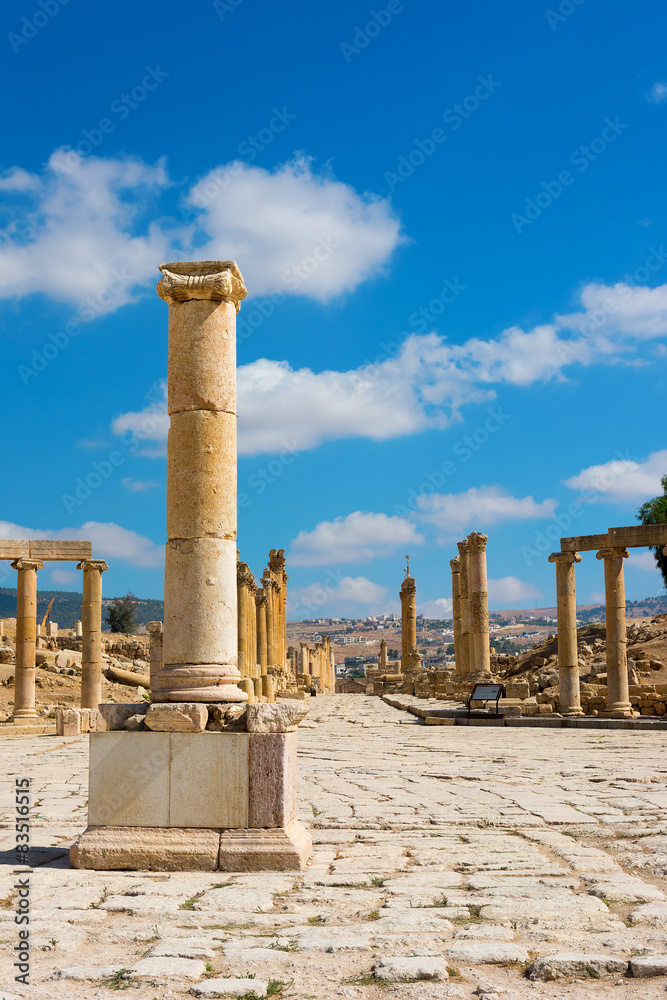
[0,588,164,630]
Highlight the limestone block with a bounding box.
[528,953,628,980]
[70,825,220,871]
[129,956,207,980]
[56,709,80,736]
[218,820,312,872]
[630,955,667,977]
[98,702,148,731]
[145,703,208,732]
[238,677,255,703]
[166,409,236,540]
[373,956,448,981]
[166,298,237,415]
[249,732,296,827]
[191,981,268,999]
[162,536,238,670]
[88,732,171,827]
[247,701,309,733]
[446,942,528,964]
[169,732,249,828]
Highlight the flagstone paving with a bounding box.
[3,694,667,997]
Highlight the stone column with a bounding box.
[450,556,462,675]
[248,577,258,676]
[264,573,281,670]
[75,620,83,639]
[379,639,388,671]
[11,558,43,721]
[596,547,633,717]
[256,589,268,672]
[400,572,417,670]
[146,621,164,694]
[457,540,470,675]
[155,260,247,703]
[548,552,583,716]
[468,533,492,678]
[300,642,309,675]
[237,561,254,678]
[268,549,287,670]
[78,559,109,710]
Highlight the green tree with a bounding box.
[638,474,667,590]
[446,642,455,655]
[106,593,139,634]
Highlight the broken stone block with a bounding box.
[246,701,309,733]
[98,703,149,731]
[144,703,208,732]
[373,955,448,981]
[528,952,627,980]
[630,954,667,977]
[56,709,80,736]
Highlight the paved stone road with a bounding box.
[3,694,667,998]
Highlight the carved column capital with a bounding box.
[596,547,630,561]
[11,559,44,572]
[457,539,469,557]
[157,260,247,311]
[77,559,109,573]
[450,556,460,573]
[548,551,582,565]
[467,532,488,554]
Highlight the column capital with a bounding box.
[77,559,109,572]
[596,547,630,561]
[268,548,286,573]
[255,589,267,607]
[548,551,582,564]
[450,556,460,573]
[157,260,247,311]
[467,531,488,553]
[400,576,416,596]
[457,539,469,557]
[237,562,255,588]
[146,621,163,636]
[11,558,44,571]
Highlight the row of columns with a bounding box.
[298,635,335,692]
[549,546,632,718]
[450,533,492,678]
[9,557,108,721]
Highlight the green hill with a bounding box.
[0,588,164,630]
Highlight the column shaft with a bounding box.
[468,533,492,678]
[146,621,164,694]
[256,590,268,671]
[457,541,470,674]
[11,559,43,721]
[597,547,632,717]
[549,552,582,716]
[450,556,462,675]
[79,559,109,710]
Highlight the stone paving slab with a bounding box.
[2,694,667,998]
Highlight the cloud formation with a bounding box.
[417,486,557,539]
[289,574,388,616]
[0,520,163,569]
[487,576,542,603]
[564,449,667,501]
[290,511,423,566]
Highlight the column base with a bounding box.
[10,710,40,722]
[561,706,584,717]
[600,704,635,719]
[70,820,312,872]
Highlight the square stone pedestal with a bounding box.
[70,730,312,871]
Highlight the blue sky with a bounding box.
[1,0,666,617]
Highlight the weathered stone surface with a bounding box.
[373,955,448,981]
[246,701,309,732]
[48,965,127,980]
[148,939,217,960]
[98,702,148,730]
[191,980,268,998]
[218,822,312,872]
[628,901,667,926]
[129,956,207,979]
[70,826,220,871]
[145,702,208,732]
[446,942,528,964]
[528,952,628,980]
[630,954,667,977]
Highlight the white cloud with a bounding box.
[290,511,423,566]
[0,520,163,569]
[50,569,78,585]
[0,151,173,312]
[564,449,667,501]
[647,82,667,104]
[589,591,605,604]
[121,477,161,493]
[488,576,542,603]
[418,597,453,618]
[289,575,388,617]
[417,486,557,539]
[627,551,660,572]
[189,157,402,302]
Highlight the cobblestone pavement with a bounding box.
[3,694,667,998]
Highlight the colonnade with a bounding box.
[450,533,492,679]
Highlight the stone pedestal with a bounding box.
[597,546,633,718]
[70,729,312,871]
[79,558,109,710]
[11,558,43,722]
[549,551,583,716]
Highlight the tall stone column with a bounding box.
[548,551,583,716]
[237,561,254,677]
[155,260,247,703]
[256,589,268,672]
[268,549,287,670]
[78,559,109,710]
[468,532,492,678]
[450,556,462,675]
[248,577,258,676]
[264,573,281,670]
[457,540,470,675]
[146,621,164,693]
[11,559,43,721]
[596,547,633,717]
[379,638,388,671]
[400,567,417,671]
